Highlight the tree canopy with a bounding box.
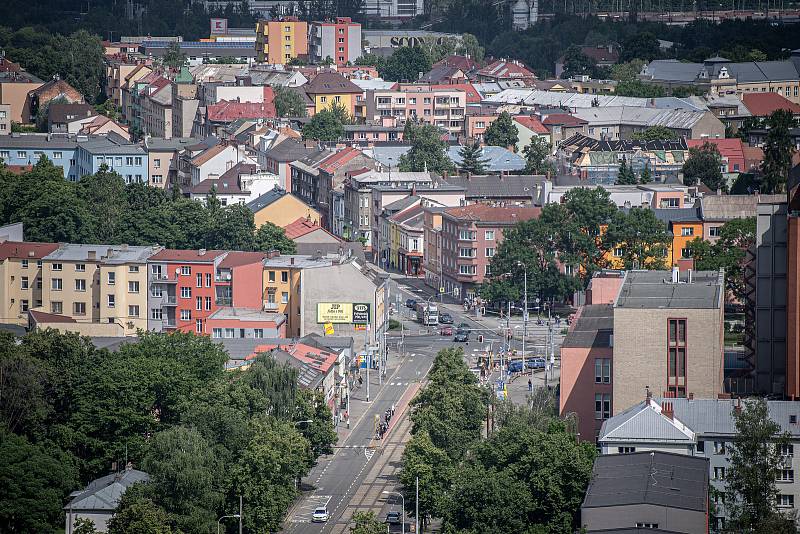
[688,217,755,301]
[457,142,489,174]
[302,108,345,141]
[483,111,519,149]
[380,46,432,82]
[631,125,679,141]
[682,142,726,192]
[522,137,554,175]
[273,86,307,118]
[398,121,454,174]
[762,109,797,194]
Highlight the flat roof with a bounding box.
[614,270,723,310]
[44,244,156,263]
[208,307,285,324]
[263,255,334,269]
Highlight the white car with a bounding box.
[312,506,329,523]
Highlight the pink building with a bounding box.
[559,271,624,443]
[440,204,540,300]
[363,86,467,137]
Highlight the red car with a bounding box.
[440,326,453,336]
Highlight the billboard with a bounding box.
[317,302,371,324]
[210,18,228,36]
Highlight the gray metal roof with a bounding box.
[217,337,284,360]
[65,469,149,512]
[246,186,288,212]
[651,207,701,225]
[262,254,334,268]
[699,195,757,221]
[447,145,525,172]
[144,137,198,152]
[78,134,146,155]
[562,304,613,348]
[599,399,695,443]
[383,195,419,212]
[614,270,723,310]
[262,138,321,163]
[44,244,157,263]
[573,106,711,130]
[0,133,79,150]
[441,174,544,200]
[582,451,708,512]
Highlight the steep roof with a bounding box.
[447,145,526,172]
[542,113,588,127]
[246,187,289,212]
[304,72,362,95]
[29,310,77,324]
[283,217,342,241]
[190,143,230,166]
[443,204,540,224]
[477,59,536,80]
[598,398,696,444]
[562,304,613,348]
[433,55,479,72]
[427,82,481,104]
[318,146,364,174]
[0,241,60,261]
[442,174,544,199]
[513,115,549,134]
[30,77,83,103]
[48,103,96,124]
[65,469,149,512]
[207,88,277,122]
[742,91,800,117]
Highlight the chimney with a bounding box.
[290,257,295,265]
[735,397,742,413]
[671,266,679,283]
[662,401,674,420]
[198,248,207,256]
[646,386,652,402]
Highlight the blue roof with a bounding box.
[447,145,526,172]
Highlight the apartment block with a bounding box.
[0,241,60,325]
[0,134,79,179]
[309,17,362,66]
[255,18,308,64]
[76,134,148,184]
[363,87,467,136]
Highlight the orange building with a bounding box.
[255,18,308,64]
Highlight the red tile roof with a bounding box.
[742,92,800,117]
[433,55,480,72]
[0,241,60,261]
[443,204,541,224]
[542,113,588,127]
[207,86,276,122]
[427,83,481,104]
[687,138,744,160]
[248,342,338,374]
[148,249,227,262]
[283,217,342,242]
[477,59,536,81]
[318,147,363,174]
[578,46,619,64]
[218,251,267,268]
[514,115,549,134]
[29,310,77,324]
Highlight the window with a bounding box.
[51,301,63,314]
[205,296,211,310]
[281,291,289,304]
[0,151,7,159]
[485,230,495,240]
[254,328,264,338]
[20,276,29,289]
[151,308,162,320]
[780,444,794,457]
[181,266,191,276]
[205,273,211,287]
[128,281,139,293]
[613,247,624,257]
[125,157,133,165]
[36,260,42,268]
[181,287,191,299]
[595,358,611,383]
[778,494,795,508]
[107,295,115,308]
[52,263,62,271]
[681,247,692,259]
[108,272,116,285]
[20,259,28,269]
[114,157,122,167]
[714,441,726,454]
[458,229,477,241]
[72,302,85,315]
[697,440,705,453]
[459,248,476,258]
[660,198,680,208]
[195,319,203,333]
[320,96,327,103]
[128,305,139,317]
[485,248,495,258]
[196,296,202,311]
[667,319,687,398]
[135,157,142,166]
[128,265,139,273]
[20,299,28,312]
[196,273,202,287]
[618,446,636,454]
[225,328,235,338]
[595,393,611,420]
[51,278,62,291]
[180,309,191,321]
[212,328,222,338]
[281,271,288,283]
[152,175,163,184]
[458,264,477,275]
[74,263,85,272]
[75,279,86,292]
[153,158,161,168]
[269,271,276,282]
[714,467,726,480]
[681,227,694,236]
[17,151,26,159]
[779,469,795,482]
[709,226,721,237]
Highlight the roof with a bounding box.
[318,146,364,174]
[263,254,334,269]
[447,145,526,172]
[579,45,620,64]
[207,88,276,122]
[433,55,479,72]
[383,195,420,213]
[441,174,544,199]
[30,78,83,102]
[29,310,77,324]
[699,194,758,221]
[247,187,291,212]
[0,241,60,261]
[477,59,536,80]
[513,115,549,134]
[686,138,744,162]
[442,204,540,224]
[420,64,465,84]
[208,307,284,324]
[283,217,342,242]
[542,113,588,127]
[651,207,701,225]
[48,103,96,124]
[218,251,267,268]
[262,138,318,163]
[190,143,230,167]
[614,270,723,310]
[427,83,481,104]
[742,92,800,117]
[144,137,198,152]
[582,451,708,512]
[562,304,613,348]
[77,134,144,155]
[572,106,710,130]
[187,162,256,195]
[304,72,362,95]
[0,133,79,150]
[65,469,150,512]
[599,398,696,444]
[148,249,227,263]
[43,244,155,264]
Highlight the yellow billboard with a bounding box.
[317,303,353,323]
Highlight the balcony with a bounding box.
[216,297,232,306]
[263,302,279,311]
[162,318,177,329]
[162,296,177,306]
[215,272,232,283]
[152,273,178,284]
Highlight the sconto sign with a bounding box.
[317,302,371,324]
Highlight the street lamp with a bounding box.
[382,490,405,534]
[515,261,528,372]
[217,514,241,534]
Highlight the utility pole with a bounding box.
[415,476,420,534]
[365,323,370,402]
[239,496,243,534]
[522,266,527,369]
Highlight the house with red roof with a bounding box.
[687,138,747,173]
[476,59,537,85]
[542,113,590,143]
[513,115,551,152]
[742,92,800,118]
[433,55,480,74]
[283,217,343,245]
[204,86,277,137]
[363,85,468,137]
[0,241,60,325]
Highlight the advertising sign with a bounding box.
[210,18,228,35]
[317,303,353,324]
[353,302,371,324]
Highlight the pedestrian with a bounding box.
[391,404,395,416]
[358,375,363,386]
[528,378,532,392]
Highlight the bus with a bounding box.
[416,302,439,325]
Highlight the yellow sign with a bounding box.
[317,302,353,323]
[354,324,367,331]
[324,322,335,335]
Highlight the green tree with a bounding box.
[603,208,671,269]
[459,33,484,62]
[639,164,653,183]
[620,32,661,62]
[254,221,297,254]
[73,517,99,534]
[398,121,453,174]
[95,99,123,121]
[614,79,665,98]
[355,53,387,72]
[273,86,307,118]
[631,125,679,141]
[162,42,186,69]
[725,398,794,532]
[683,142,726,192]
[762,109,797,194]
[522,137,554,175]
[615,157,638,185]
[560,45,597,79]
[457,142,489,174]
[483,111,519,149]
[688,217,755,301]
[610,59,646,82]
[381,46,432,82]
[350,511,386,534]
[107,495,173,534]
[399,430,453,529]
[294,389,338,458]
[302,109,344,141]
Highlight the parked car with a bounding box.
[526,357,546,370]
[439,312,453,324]
[440,326,453,336]
[454,329,469,342]
[386,511,402,524]
[312,507,329,523]
[507,360,524,373]
[405,298,417,309]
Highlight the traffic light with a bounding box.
[478,334,484,343]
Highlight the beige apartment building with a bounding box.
[362,86,467,136]
[0,241,60,325]
[40,244,157,335]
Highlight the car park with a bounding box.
[312,507,329,523]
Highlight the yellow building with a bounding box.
[255,18,308,64]
[262,254,326,338]
[39,244,157,336]
[302,71,363,117]
[0,241,60,325]
[247,187,321,229]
